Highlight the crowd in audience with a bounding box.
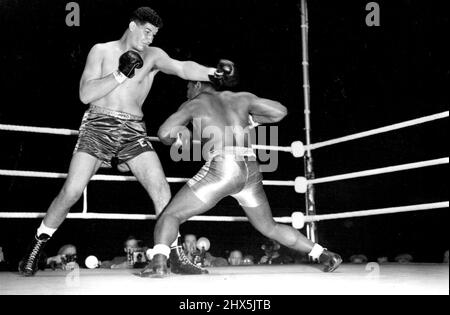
[0,239,448,272]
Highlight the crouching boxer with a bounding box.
[145,80,342,277]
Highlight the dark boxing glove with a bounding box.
[114,51,144,83]
[209,59,238,88]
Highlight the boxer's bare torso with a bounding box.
[84,41,162,116]
[158,83,287,153]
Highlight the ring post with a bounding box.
[300,0,319,244]
[82,187,88,214]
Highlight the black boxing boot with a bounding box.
[18,234,50,277]
[170,245,208,275]
[319,250,343,273]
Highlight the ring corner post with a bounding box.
[300,0,319,244]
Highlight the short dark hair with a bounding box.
[130,7,163,28]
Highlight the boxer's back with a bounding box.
[191,91,254,149]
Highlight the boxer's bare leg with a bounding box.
[44,152,103,229]
[241,185,342,272]
[19,152,103,276]
[146,185,213,276]
[126,151,171,216]
[240,190,314,254]
[154,185,213,246]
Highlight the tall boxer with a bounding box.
[19,6,237,277]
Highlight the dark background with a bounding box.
[0,0,448,266]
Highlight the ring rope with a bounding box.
[0,124,161,142]
[0,169,294,187]
[310,157,449,185]
[0,202,447,223]
[1,157,447,189]
[305,202,449,223]
[0,124,294,153]
[1,111,447,155]
[309,111,449,150]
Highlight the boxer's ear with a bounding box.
[129,21,137,32]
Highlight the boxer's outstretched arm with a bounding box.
[79,44,121,105]
[153,48,215,82]
[158,102,194,145]
[248,95,288,124]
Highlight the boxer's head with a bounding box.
[187,81,215,100]
[228,250,243,266]
[128,7,163,51]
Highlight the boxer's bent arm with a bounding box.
[158,103,194,145]
[79,45,120,105]
[248,95,288,124]
[153,48,215,81]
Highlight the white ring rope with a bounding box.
[1,157,447,191]
[1,111,447,156]
[0,202,447,227]
[0,169,294,187]
[304,202,449,223]
[309,158,449,185]
[0,124,294,154]
[0,124,160,142]
[1,113,447,225]
[309,111,449,150]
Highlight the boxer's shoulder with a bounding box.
[232,91,256,99]
[91,41,118,52]
[221,91,255,106]
[141,46,166,62]
[87,41,120,61]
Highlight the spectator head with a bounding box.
[443,250,449,264]
[57,244,78,268]
[183,234,198,255]
[261,239,281,255]
[0,247,4,263]
[242,255,255,265]
[58,244,77,257]
[211,257,229,267]
[228,250,243,266]
[377,256,389,264]
[350,254,368,264]
[395,253,413,264]
[123,236,140,253]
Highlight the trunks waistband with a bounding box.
[88,105,144,121]
[208,146,256,160]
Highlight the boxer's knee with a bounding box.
[59,184,84,204]
[151,182,172,214]
[253,219,278,239]
[159,211,184,227]
[147,179,171,201]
